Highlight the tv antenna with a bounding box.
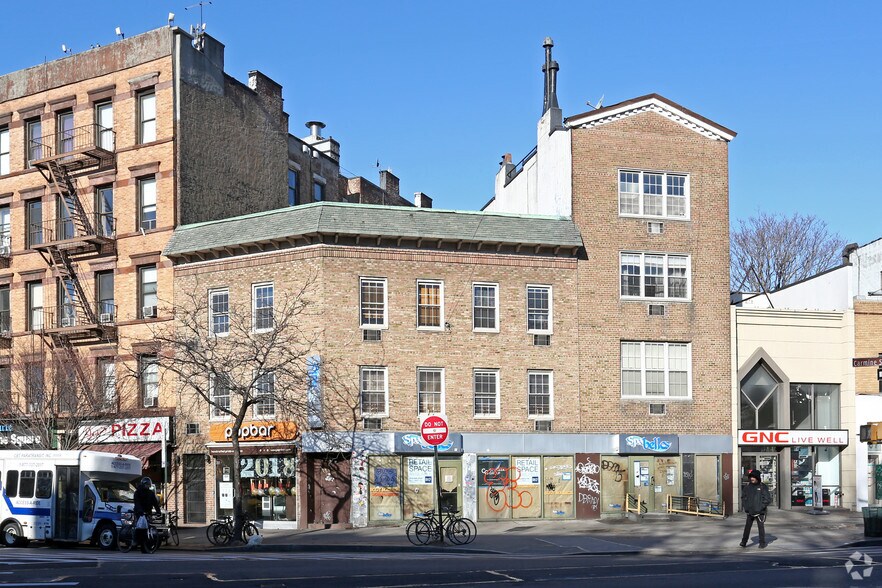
[186,1,212,28]
[186,1,212,49]
[586,94,604,110]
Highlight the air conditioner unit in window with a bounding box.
[61,317,76,328]
[143,397,157,408]
[363,329,381,342]
[648,304,666,316]
[186,423,200,435]
[142,306,157,318]
[99,313,114,324]
[649,403,666,416]
[534,420,553,432]
[0,245,10,257]
[532,334,551,346]
[648,221,665,234]
[363,417,382,431]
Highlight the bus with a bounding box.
[1,450,141,549]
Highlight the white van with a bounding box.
[0,450,141,549]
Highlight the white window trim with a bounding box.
[252,370,276,418]
[473,369,501,419]
[252,282,274,333]
[620,251,692,302]
[0,127,10,175]
[526,284,553,335]
[472,282,500,333]
[620,341,693,400]
[208,288,230,337]
[618,169,691,220]
[209,373,231,421]
[360,366,389,418]
[360,277,388,330]
[417,367,446,417]
[416,279,444,331]
[527,370,554,420]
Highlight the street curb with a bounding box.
[177,543,504,555]
[840,539,882,548]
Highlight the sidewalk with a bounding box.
[171,508,869,556]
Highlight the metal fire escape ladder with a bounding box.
[53,332,96,400]
[39,159,96,238]
[48,247,99,327]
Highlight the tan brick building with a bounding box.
[163,40,737,528]
[0,26,418,542]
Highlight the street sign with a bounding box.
[420,414,449,446]
[853,357,882,368]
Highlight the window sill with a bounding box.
[620,297,691,303]
[361,414,389,420]
[527,330,553,336]
[360,326,388,331]
[620,396,693,402]
[528,416,554,421]
[417,326,444,332]
[619,213,690,222]
[252,328,275,334]
[473,328,500,334]
[473,414,501,420]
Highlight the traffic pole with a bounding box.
[435,443,444,544]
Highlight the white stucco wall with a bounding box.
[851,238,882,299]
[855,394,882,510]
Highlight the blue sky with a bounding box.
[3,1,880,245]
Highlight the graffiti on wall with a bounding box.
[482,466,534,512]
[576,455,601,512]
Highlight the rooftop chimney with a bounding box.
[305,121,326,140]
[542,37,559,114]
[414,192,433,209]
[842,242,859,265]
[379,170,400,199]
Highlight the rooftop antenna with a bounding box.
[185,1,211,49]
[61,44,71,55]
[115,26,125,39]
[586,94,604,110]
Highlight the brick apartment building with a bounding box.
[162,39,736,528]
[0,25,415,538]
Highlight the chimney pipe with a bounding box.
[542,37,559,113]
[842,242,859,265]
[305,121,325,140]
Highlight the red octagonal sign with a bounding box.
[420,414,449,446]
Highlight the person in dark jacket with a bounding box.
[133,477,161,553]
[740,469,772,548]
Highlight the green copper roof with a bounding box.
[164,202,583,258]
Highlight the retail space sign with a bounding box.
[208,421,299,443]
[407,457,434,485]
[618,434,679,454]
[737,429,849,446]
[78,417,170,444]
[394,433,463,454]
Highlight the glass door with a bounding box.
[741,453,778,507]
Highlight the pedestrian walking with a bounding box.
[740,469,771,548]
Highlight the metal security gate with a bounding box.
[184,454,206,524]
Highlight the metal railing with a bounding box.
[625,493,648,515]
[666,495,726,518]
[28,124,116,162]
[28,214,115,246]
[41,302,117,331]
[505,145,538,185]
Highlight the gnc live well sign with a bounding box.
[738,429,849,446]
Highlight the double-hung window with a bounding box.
[27,281,43,330]
[0,126,9,175]
[620,252,690,300]
[57,111,74,154]
[140,355,159,407]
[253,283,274,332]
[619,170,689,219]
[473,369,500,418]
[287,169,299,206]
[360,366,388,417]
[417,368,444,416]
[526,285,552,333]
[209,289,229,336]
[211,373,231,419]
[95,185,114,237]
[0,206,10,254]
[313,181,325,202]
[473,283,499,332]
[26,119,42,166]
[527,371,553,419]
[417,280,443,329]
[360,278,387,330]
[139,265,158,318]
[138,91,156,143]
[138,176,157,230]
[621,341,691,399]
[97,358,116,410]
[95,101,114,150]
[26,199,42,247]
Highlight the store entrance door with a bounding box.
[628,457,681,511]
[306,454,351,526]
[439,460,462,514]
[741,453,778,508]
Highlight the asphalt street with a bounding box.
[1,544,881,587]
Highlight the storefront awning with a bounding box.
[88,443,162,467]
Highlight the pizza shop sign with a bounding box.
[78,417,170,444]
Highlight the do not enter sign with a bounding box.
[420,414,449,446]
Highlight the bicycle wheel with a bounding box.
[206,522,220,545]
[461,517,477,544]
[241,523,259,543]
[144,527,160,554]
[213,523,233,546]
[413,520,436,545]
[169,525,179,547]
[405,519,423,546]
[117,526,133,553]
[446,519,471,545]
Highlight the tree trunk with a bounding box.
[230,409,247,543]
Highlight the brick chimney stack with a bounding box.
[414,192,433,209]
[379,170,400,199]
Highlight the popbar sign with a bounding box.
[738,429,849,446]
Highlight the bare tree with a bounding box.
[1,336,121,450]
[139,277,359,542]
[731,211,847,292]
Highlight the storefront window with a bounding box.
[369,456,402,521]
[367,455,461,522]
[477,456,574,520]
[740,363,779,429]
[216,455,297,522]
[600,456,629,514]
[790,446,841,507]
[790,383,840,429]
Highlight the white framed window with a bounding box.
[621,341,691,399]
[95,101,114,150]
[140,355,159,408]
[472,282,499,332]
[210,373,231,419]
[360,366,388,417]
[97,359,116,410]
[138,176,157,230]
[253,371,275,417]
[138,90,156,143]
[526,285,552,334]
[209,289,229,336]
[252,283,274,332]
[417,280,443,330]
[0,126,9,175]
[527,370,553,419]
[619,170,689,219]
[473,369,500,418]
[417,367,444,416]
[360,277,387,330]
[620,252,690,300]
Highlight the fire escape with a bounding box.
[28,124,117,389]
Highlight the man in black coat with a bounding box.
[740,469,772,548]
[133,477,161,553]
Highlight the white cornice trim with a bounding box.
[566,97,735,142]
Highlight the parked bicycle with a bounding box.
[152,510,179,547]
[117,511,160,554]
[406,507,476,546]
[206,514,260,546]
